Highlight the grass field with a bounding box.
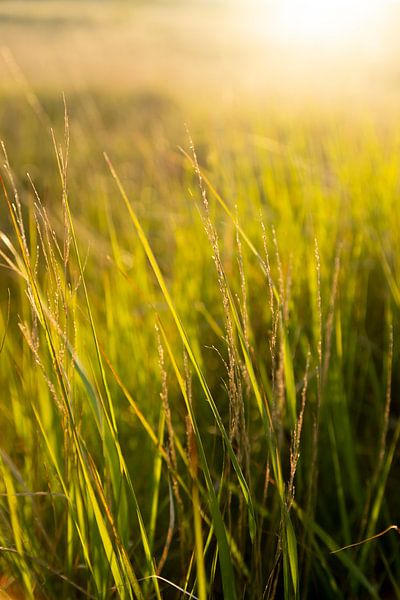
[0,2,400,598]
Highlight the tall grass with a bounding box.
[0,92,399,598]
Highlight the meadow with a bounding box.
[0,2,399,598]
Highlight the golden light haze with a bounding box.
[0,1,399,114]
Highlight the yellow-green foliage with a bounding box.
[0,90,399,599]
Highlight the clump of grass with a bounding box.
[0,94,399,599]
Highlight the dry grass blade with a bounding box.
[330,525,400,554]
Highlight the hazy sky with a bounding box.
[0,1,399,112]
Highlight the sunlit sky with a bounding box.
[0,0,399,110]
[269,0,399,46]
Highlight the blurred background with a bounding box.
[1,0,400,114]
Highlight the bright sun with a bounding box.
[271,0,393,47]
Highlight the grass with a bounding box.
[0,80,399,600]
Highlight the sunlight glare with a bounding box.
[271,0,388,47]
